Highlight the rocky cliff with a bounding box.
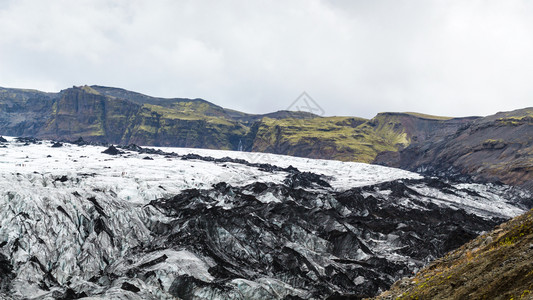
[0,85,474,162]
[2,85,533,190]
[0,85,250,149]
[375,107,533,190]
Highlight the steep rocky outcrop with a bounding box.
[42,86,141,142]
[375,108,533,190]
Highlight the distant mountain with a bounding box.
[0,85,471,160]
[375,107,533,190]
[0,85,312,150]
[251,112,476,162]
[1,85,532,190]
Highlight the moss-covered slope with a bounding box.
[250,112,472,163]
[370,208,533,300]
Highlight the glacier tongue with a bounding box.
[0,137,531,299]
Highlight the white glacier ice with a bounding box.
[0,137,529,299]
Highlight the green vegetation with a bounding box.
[493,108,533,126]
[496,216,533,247]
[497,116,533,126]
[252,114,413,162]
[402,112,453,120]
[0,85,476,162]
[79,85,101,95]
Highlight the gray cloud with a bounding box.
[1,0,532,118]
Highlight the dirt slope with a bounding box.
[369,209,533,300]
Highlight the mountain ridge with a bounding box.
[1,84,532,190]
[0,85,446,156]
[375,106,533,190]
[2,85,533,298]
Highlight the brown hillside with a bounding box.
[369,209,533,300]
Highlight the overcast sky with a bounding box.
[1,0,532,118]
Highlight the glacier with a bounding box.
[0,137,531,299]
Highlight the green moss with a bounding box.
[402,112,453,120]
[252,115,410,162]
[496,110,533,126]
[79,85,101,95]
[497,218,533,246]
[141,103,234,126]
[137,124,158,134]
[484,139,504,143]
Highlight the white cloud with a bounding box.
[0,0,532,118]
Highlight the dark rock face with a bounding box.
[375,107,533,190]
[142,177,527,298]
[0,253,13,293]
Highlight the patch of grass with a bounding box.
[496,114,533,126]
[496,218,533,247]
[402,112,454,120]
[253,115,410,162]
[141,103,235,126]
[79,85,101,95]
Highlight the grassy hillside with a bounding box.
[251,114,411,162]
[371,209,533,300]
[250,112,472,163]
[402,112,454,120]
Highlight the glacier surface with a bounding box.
[0,137,530,299]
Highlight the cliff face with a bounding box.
[0,86,249,149]
[0,85,470,162]
[0,87,56,137]
[249,113,474,163]
[2,85,533,190]
[42,86,141,142]
[375,108,533,190]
